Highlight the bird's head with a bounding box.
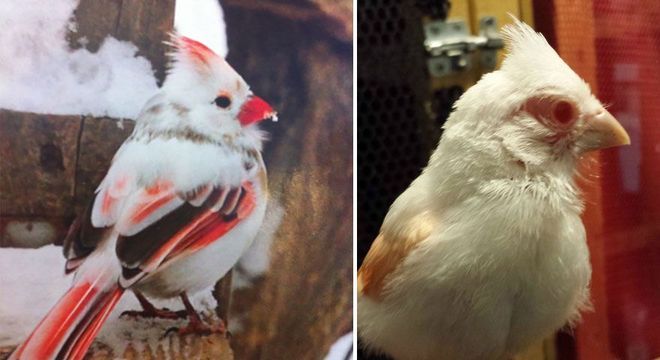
[151,35,276,143]
[440,20,629,178]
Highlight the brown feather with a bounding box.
[358,212,436,301]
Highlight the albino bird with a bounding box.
[11,36,276,360]
[357,20,630,360]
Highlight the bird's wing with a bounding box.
[113,179,259,288]
[64,166,264,288]
[358,212,436,301]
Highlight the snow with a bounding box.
[0,245,221,355]
[324,332,354,360]
[0,0,228,119]
[175,0,228,57]
[0,245,71,347]
[0,0,158,119]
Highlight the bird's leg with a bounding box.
[120,291,187,320]
[166,292,227,336]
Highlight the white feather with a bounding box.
[358,20,597,360]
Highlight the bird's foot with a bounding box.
[120,307,187,320]
[163,292,229,337]
[121,290,188,320]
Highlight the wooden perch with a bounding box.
[0,333,233,360]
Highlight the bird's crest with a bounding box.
[164,33,232,77]
[172,35,216,64]
[499,17,588,93]
[162,33,246,96]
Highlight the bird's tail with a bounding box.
[10,269,124,360]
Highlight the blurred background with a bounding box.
[357,0,659,359]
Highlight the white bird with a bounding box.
[11,35,276,360]
[357,20,630,360]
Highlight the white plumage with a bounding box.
[357,20,630,360]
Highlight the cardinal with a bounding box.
[357,20,630,360]
[11,35,276,360]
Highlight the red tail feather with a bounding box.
[10,277,123,360]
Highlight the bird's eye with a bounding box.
[214,95,232,109]
[552,100,575,125]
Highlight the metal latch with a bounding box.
[424,16,504,77]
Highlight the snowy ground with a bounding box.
[0,0,227,119]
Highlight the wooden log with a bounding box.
[0,114,135,249]
[222,1,353,358]
[0,111,80,217]
[74,117,134,214]
[0,111,81,247]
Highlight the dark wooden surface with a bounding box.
[0,111,80,217]
[74,117,135,215]
[0,111,81,247]
[0,114,135,248]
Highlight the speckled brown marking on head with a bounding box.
[235,79,242,91]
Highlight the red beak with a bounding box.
[238,96,277,126]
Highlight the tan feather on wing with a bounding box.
[358,212,436,300]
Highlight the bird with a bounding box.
[10,35,276,360]
[357,20,630,360]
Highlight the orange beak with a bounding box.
[238,96,277,126]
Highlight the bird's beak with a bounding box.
[577,109,630,153]
[238,95,277,127]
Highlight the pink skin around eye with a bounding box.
[524,97,577,144]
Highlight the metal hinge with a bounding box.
[424,16,504,77]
